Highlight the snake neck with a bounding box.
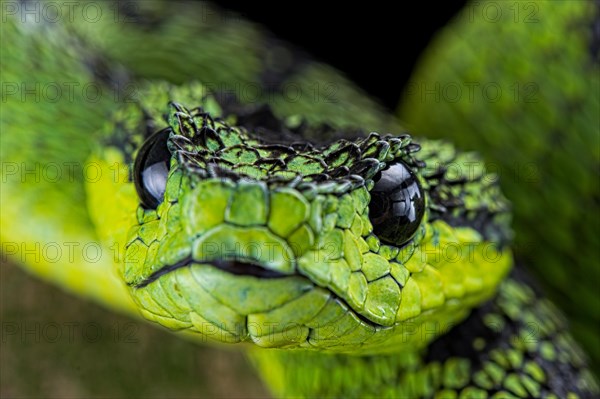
[249,272,598,398]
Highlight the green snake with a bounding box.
[398,0,600,371]
[1,1,598,397]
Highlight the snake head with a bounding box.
[116,96,512,353]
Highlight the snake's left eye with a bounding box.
[368,161,425,247]
[134,129,172,209]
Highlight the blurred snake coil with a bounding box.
[1,1,598,398]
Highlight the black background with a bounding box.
[215,2,467,109]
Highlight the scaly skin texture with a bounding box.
[90,84,510,354]
[250,274,596,398]
[1,0,598,397]
[399,0,600,372]
[1,0,395,313]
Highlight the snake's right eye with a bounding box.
[134,129,172,209]
[368,161,425,247]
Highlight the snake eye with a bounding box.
[368,161,425,246]
[134,129,172,209]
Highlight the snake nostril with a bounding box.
[211,259,287,278]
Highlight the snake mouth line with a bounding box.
[134,256,289,288]
[134,256,386,328]
[133,257,387,328]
